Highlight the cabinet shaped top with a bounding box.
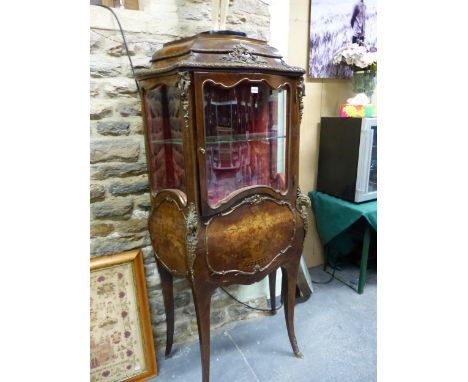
[135,31,305,79]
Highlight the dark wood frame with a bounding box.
[90,250,158,382]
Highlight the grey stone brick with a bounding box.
[134,193,151,210]
[115,217,148,234]
[90,138,140,163]
[90,183,105,201]
[91,197,133,219]
[96,121,130,136]
[103,79,138,97]
[90,58,122,78]
[116,102,141,117]
[90,104,113,120]
[90,223,114,237]
[91,162,147,180]
[109,177,149,196]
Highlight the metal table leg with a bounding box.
[357,224,371,294]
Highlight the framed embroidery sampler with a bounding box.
[90,249,157,382]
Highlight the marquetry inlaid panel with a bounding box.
[149,199,187,274]
[205,198,295,275]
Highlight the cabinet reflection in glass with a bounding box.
[144,85,186,193]
[203,81,289,207]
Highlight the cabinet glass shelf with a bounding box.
[206,132,286,144]
[151,139,184,144]
[151,133,287,145]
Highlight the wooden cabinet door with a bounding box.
[193,72,297,217]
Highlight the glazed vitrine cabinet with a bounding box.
[136,31,310,382]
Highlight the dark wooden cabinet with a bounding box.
[136,31,309,382]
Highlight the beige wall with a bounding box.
[288,0,355,268]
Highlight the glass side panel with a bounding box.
[368,125,377,192]
[144,85,185,193]
[203,81,288,208]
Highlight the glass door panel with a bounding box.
[203,80,288,208]
[144,85,186,193]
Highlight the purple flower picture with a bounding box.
[309,0,377,78]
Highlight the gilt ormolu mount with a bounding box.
[135,31,309,382]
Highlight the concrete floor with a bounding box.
[149,265,377,382]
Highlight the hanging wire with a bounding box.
[91,28,159,46]
[91,29,125,45]
[93,4,141,94]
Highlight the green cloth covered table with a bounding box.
[308,191,377,294]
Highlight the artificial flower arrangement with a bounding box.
[333,43,377,109]
[332,43,377,73]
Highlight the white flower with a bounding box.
[332,54,342,65]
[331,43,377,71]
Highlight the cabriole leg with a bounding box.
[282,261,303,359]
[157,261,175,357]
[191,282,213,382]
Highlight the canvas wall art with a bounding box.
[90,250,157,382]
[308,0,377,78]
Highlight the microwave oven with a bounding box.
[317,117,377,203]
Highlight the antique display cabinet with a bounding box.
[135,31,310,382]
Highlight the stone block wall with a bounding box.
[90,0,271,348]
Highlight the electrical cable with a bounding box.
[93,4,141,93]
[91,28,159,45]
[220,287,283,312]
[91,29,126,45]
[310,264,336,284]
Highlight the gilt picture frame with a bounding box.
[90,249,157,382]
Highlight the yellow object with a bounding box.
[339,104,364,117]
[339,104,376,118]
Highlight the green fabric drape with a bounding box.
[308,191,377,256]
